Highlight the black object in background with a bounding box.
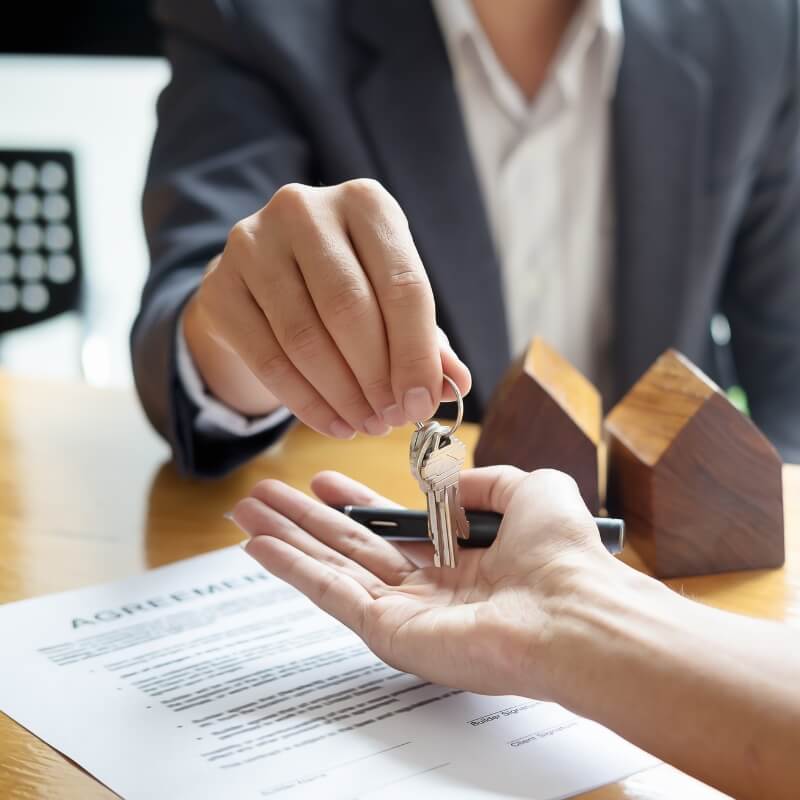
[0,151,83,333]
[0,1,159,56]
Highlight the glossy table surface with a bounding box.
[0,373,797,800]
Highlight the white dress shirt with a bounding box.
[177,0,624,435]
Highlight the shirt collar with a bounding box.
[433,0,624,115]
[559,0,624,101]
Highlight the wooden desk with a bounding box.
[0,373,797,800]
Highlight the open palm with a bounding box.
[235,466,604,700]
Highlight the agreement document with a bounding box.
[0,546,657,799]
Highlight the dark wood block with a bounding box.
[606,349,785,578]
[474,337,601,512]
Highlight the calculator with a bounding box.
[0,150,83,333]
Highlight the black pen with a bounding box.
[332,506,625,555]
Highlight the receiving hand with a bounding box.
[235,466,609,700]
[183,179,471,437]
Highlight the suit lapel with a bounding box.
[612,2,711,397]
[346,1,711,408]
[346,0,509,413]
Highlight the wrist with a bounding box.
[517,552,671,706]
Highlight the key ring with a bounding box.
[413,375,463,436]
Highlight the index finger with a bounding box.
[344,180,442,423]
[251,479,416,585]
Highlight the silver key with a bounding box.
[409,420,440,478]
[411,421,469,568]
[409,420,441,509]
[422,430,468,567]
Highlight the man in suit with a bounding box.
[133,0,800,478]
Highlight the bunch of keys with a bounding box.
[409,375,470,568]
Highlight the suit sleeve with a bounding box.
[131,0,311,478]
[723,0,800,464]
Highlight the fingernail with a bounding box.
[381,404,406,427]
[223,511,235,522]
[364,414,390,436]
[239,539,250,550]
[329,419,357,439]
[403,387,434,421]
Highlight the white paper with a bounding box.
[0,547,657,799]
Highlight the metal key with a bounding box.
[410,421,451,564]
[409,377,469,568]
[420,429,469,567]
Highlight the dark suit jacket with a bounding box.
[133,0,800,477]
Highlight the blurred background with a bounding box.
[0,1,167,387]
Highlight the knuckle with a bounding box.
[492,467,529,505]
[383,268,431,305]
[525,470,587,521]
[295,394,330,421]
[326,282,373,324]
[226,218,258,256]
[393,349,435,373]
[387,267,426,290]
[531,468,578,491]
[251,349,294,385]
[341,178,388,208]
[314,567,341,607]
[340,525,372,560]
[268,182,313,219]
[282,320,325,359]
[360,375,394,397]
[337,390,371,415]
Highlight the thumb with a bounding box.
[500,469,599,556]
[456,466,528,514]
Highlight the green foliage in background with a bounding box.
[727,385,749,416]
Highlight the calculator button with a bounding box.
[16,223,44,251]
[0,223,13,249]
[14,193,40,221]
[0,193,10,219]
[0,163,7,190]
[39,161,68,192]
[11,161,37,192]
[0,283,19,311]
[0,254,15,280]
[44,224,73,252]
[42,193,70,221]
[47,254,76,284]
[20,283,50,313]
[19,253,45,281]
